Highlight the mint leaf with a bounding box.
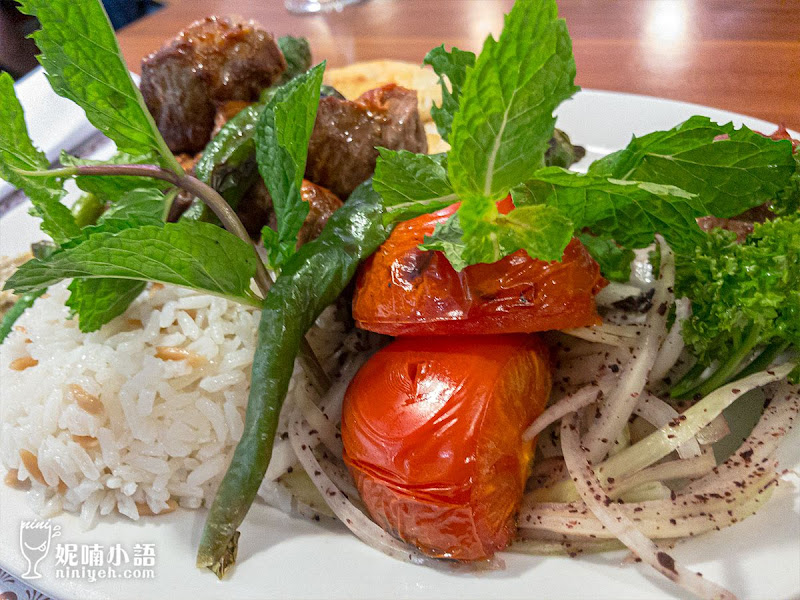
[423,45,476,142]
[0,72,79,243]
[420,213,468,271]
[5,222,260,307]
[64,188,166,248]
[255,62,325,267]
[374,150,457,224]
[422,204,573,269]
[63,189,167,331]
[447,0,578,201]
[773,153,799,216]
[576,233,635,282]
[277,36,312,84]
[66,279,146,332]
[18,0,178,170]
[589,116,796,218]
[519,168,707,254]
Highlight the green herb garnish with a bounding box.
[374,150,456,224]
[588,115,796,217]
[423,45,475,142]
[17,0,181,173]
[255,62,325,268]
[0,72,79,243]
[672,214,800,396]
[7,220,261,307]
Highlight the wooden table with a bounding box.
[116,0,800,130]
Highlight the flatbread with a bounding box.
[324,60,450,154]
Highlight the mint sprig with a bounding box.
[255,63,325,268]
[422,203,573,267]
[447,0,577,201]
[517,169,707,254]
[17,0,180,173]
[5,221,261,307]
[62,188,169,331]
[61,151,168,201]
[374,150,457,224]
[423,46,476,142]
[589,116,796,217]
[0,73,79,243]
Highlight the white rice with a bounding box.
[0,281,349,527]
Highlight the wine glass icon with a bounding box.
[19,521,54,580]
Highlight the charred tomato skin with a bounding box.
[341,334,552,560]
[353,200,606,336]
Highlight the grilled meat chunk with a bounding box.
[296,180,343,246]
[305,84,427,199]
[141,16,287,154]
[238,179,343,245]
[212,100,253,138]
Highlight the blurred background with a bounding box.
[0,0,162,79]
[0,0,797,128]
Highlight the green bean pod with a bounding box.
[197,181,388,576]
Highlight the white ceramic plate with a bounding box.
[1,90,798,600]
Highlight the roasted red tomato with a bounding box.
[353,199,606,335]
[341,334,551,560]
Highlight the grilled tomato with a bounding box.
[341,334,551,560]
[352,199,606,336]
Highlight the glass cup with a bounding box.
[285,0,367,15]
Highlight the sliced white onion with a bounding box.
[583,237,674,462]
[264,355,364,481]
[288,405,427,565]
[561,323,643,346]
[606,447,717,499]
[295,391,343,458]
[595,282,647,307]
[520,467,776,540]
[683,381,799,494]
[695,413,731,445]
[559,412,737,600]
[634,392,701,458]
[523,377,614,441]
[649,297,690,383]
[599,363,794,485]
[509,536,626,556]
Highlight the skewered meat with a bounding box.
[212,100,253,138]
[237,179,343,244]
[141,16,287,153]
[305,84,427,199]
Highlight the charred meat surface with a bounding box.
[296,180,344,246]
[212,100,253,138]
[238,179,343,245]
[305,84,427,199]
[235,178,273,238]
[141,16,287,154]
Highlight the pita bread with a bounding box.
[325,60,450,154]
